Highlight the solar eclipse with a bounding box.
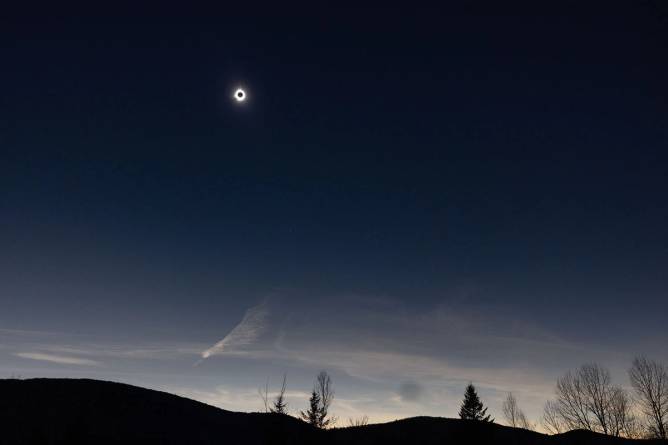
[233,88,247,103]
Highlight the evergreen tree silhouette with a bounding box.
[300,391,321,426]
[459,383,494,422]
[300,371,336,428]
[270,374,288,414]
[271,391,288,415]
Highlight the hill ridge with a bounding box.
[0,378,664,445]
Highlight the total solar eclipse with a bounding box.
[234,88,246,102]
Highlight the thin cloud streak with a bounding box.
[46,345,203,360]
[16,352,101,366]
[1,327,204,362]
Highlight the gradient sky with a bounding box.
[1,4,667,427]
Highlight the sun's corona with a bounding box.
[233,88,246,102]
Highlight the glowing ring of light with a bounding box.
[234,88,246,102]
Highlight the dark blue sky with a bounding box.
[1,3,667,423]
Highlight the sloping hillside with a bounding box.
[0,378,315,445]
[326,416,664,445]
[0,379,664,445]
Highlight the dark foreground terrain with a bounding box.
[0,379,664,445]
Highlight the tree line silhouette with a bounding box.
[257,356,667,439]
[540,357,667,439]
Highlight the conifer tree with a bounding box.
[300,390,321,426]
[459,383,494,422]
[300,371,336,428]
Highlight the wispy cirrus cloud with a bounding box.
[181,294,623,423]
[199,301,270,362]
[15,352,101,366]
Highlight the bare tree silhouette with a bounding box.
[502,392,533,430]
[258,378,269,413]
[315,371,336,428]
[629,356,668,439]
[542,400,566,434]
[609,387,642,439]
[548,363,635,437]
[270,374,288,415]
[347,415,369,427]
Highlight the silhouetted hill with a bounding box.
[327,417,665,445]
[0,379,665,445]
[0,378,314,445]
